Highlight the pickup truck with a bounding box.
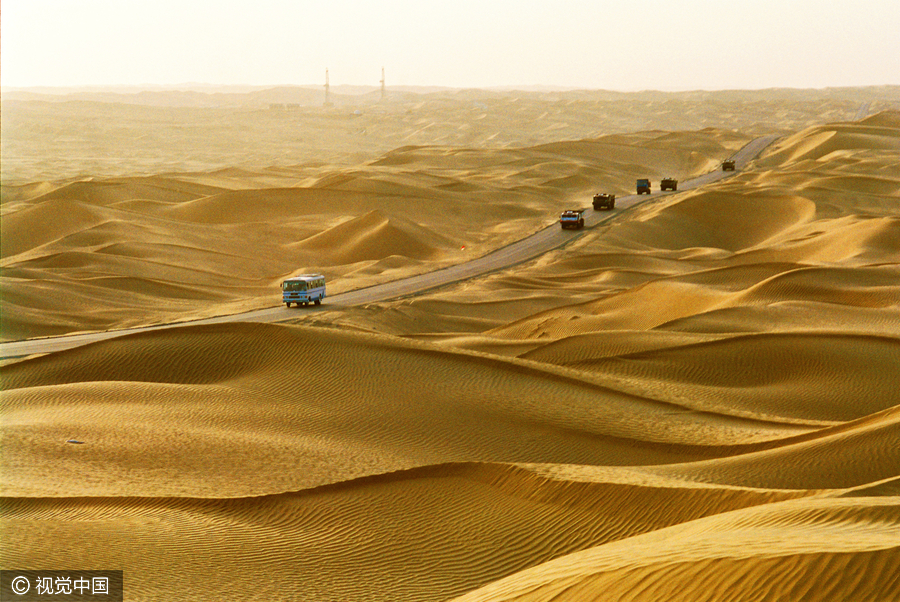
[636,179,651,194]
[722,159,735,171]
[660,177,678,191]
[559,209,585,229]
[592,193,616,210]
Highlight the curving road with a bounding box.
[0,135,779,359]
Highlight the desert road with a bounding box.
[0,135,779,359]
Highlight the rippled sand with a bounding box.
[2,88,899,601]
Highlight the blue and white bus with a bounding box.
[282,274,326,307]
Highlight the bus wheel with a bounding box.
[285,302,292,308]
[314,299,321,305]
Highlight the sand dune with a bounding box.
[611,187,818,252]
[2,90,899,601]
[3,321,819,500]
[2,328,896,601]
[0,198,107,257]
[1,120,749,341]
[450,496,900,602]
[0,463,813,602]
[293,209,454,265]
[5,86,895,185]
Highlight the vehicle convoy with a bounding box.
[722,159,736,171]
[636,179,651,194]
[282,274,326,307]
[559,209,585,229]
[592,193,616,210]
[660,177,678,191]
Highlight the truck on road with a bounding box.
[592,193,616,210]
[660,177,678,191]
[636,179,651,194]
[559,209,585,229]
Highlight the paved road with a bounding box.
[0,135,779,359]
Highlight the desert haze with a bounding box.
[2,86,900,601]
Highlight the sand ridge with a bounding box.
[2,91,899,600]
[0,462,818,602]
[3,321,828,499]
[449,496,900,602]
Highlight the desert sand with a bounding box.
[2,87,899,601]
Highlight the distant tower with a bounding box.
[324,69,332,106]
[380,67,385,102]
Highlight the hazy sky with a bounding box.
[2,0,898,91]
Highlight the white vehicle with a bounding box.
[282,274,326,307]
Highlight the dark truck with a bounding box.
[660,177,678,191]
[559,209,585,229]
[722,159,736,171]
[592,193,616,210]
[636,179,651,194]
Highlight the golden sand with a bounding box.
[2,89,899,601]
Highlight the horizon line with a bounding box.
[4,82,899,94]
